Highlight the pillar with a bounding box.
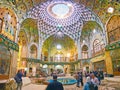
[37,39,43,59]
[17,44,22,69]
[105,51,113,75]
[10,51,18,78]
[76,39,81,60]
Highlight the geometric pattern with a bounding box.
[27,0,103,41]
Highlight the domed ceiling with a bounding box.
[27,0,104,41]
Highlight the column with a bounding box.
[88,43,91,58]
[15,22,20,43]
[17,44,22,69]
[105,51,113,75]
[37,39,43,60]
[10,51,18,78]
[76,39,81,60]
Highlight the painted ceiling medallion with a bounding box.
[47,3,73,19]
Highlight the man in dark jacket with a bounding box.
[15,69,23,90]
[46,75,64,90]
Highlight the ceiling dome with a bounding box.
[28,0,84,27]
[28,0,102,41]
[47,3,73,19]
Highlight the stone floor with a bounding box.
[22,76,120,90]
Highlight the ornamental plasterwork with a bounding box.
[28,0,103,41]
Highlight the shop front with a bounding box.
[93,60,106,72]
[110,49,120,76]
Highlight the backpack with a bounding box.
[87,82,95,90]
[14,75,21,83]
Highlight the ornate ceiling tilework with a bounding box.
[17,3,27,13]
[28,0,102,41]
[24,0,33,10]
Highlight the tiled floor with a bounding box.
[22,84,82,90]
[22,76,120,90]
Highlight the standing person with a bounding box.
[83,76,95,90]
[96,72,101,85]
[80,72,84,86]
[76,72,81,87]
[91,73,99,90]
[83,77,90,90]
[46,75,64,90]
[14,69,23,90]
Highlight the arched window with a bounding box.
[30,45,37,58]
[93,39,101,53]
[82,45,88,59]
[92,39,105,56]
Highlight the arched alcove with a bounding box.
[106,15,120,44]
[55,65,64,74]
[42,33,77,62]
[30,44,37,58]
[18,18,39,60]
[82,45,88,59]
[20,18,39,43]
[81,21,105,57]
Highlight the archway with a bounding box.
[42,64,48,74]
[82,45,88,59]
[81,21,105,57]
[106,15,120,44]
[30,44,37,58]
[42,33,77,62]
[55,65,64,74]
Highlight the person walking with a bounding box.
[83,76,91,90]
[83,76,95,90]
[91,73,99,90]
[14,69,23,90]
[46,75,64,90]
[76,72,82,87]
[80,72,84,86]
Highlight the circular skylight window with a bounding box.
[47,3,73,19]
[52,4,69,17]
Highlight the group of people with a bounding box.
[74,70,104,90]
[85,71,104,85]
[83,73,99,90]
[46,71,103,90]
[14,69,104,90]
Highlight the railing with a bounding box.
[41,55,78,62]
[22,58,90,65]
[49,57,75,62]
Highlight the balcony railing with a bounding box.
[22,58,84,65]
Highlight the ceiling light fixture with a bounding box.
[107,7,114,13]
